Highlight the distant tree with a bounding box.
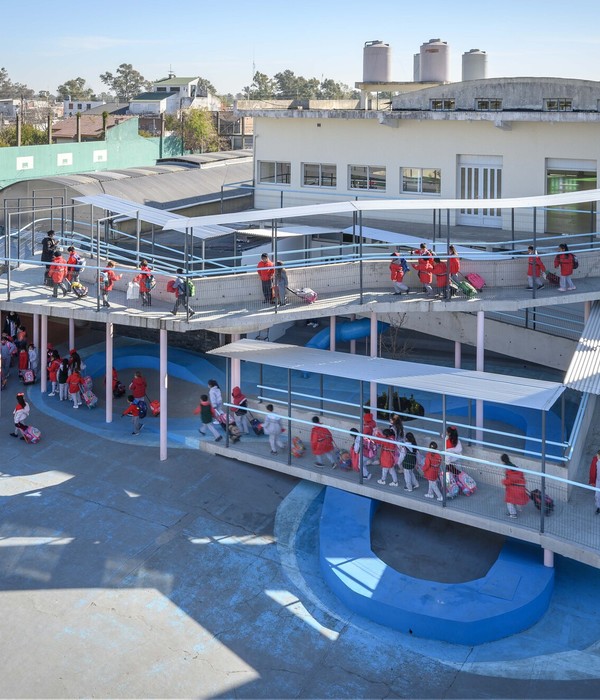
[243,71,275,100]
[196,77,217,96]
[317,79,359,100]
[0,67,35,99]
[0,123,48,147]
[56,77,94,100]
[164,109,221,153]
[219,93,235,107]
[273,70,319,99]
[94,91,116,103]
[100,63,152,101]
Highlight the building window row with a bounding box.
[544,98,573,111]
[258,161,441,194]
[476,99,502,111]
[428,98,575,111]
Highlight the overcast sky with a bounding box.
[5,0,600,95]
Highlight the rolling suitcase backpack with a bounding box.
[545,272,560,286]
[457,275,477,297]
[465,273,486,291]
[81,389,98,408]
[528,488,554,515]
[248,412,264,436]
[291,436,305,457]
[21,369,36,385]
[21,426,42,444]
[456,470,477,495]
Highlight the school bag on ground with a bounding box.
[228,423,242,443]
[465,273,486,291]
[82,375,93,392]
[456,470,477,495]
[442,471,460,499]
[81,389,98,408]
[337,450,352,470]
[291,436,305,457]
[528,488,554,515]
[21,426,42,444]
[21,369,35,385]
[248,412,264,436]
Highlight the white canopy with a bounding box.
[564,301,600,395]
[164,188,600,231]
[209,339,565,411]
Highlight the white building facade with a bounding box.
[237,78,600,235]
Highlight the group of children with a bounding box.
[46,347,86,408]
[389,243,461,299]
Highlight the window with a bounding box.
[430,99,455,111]
[258,160,291,184]
[303,163,336,187]
[401,167,441,194]
[157,87,167,92]
[544,98,573,111]
[476,99,502,111]
[349,165,386,191]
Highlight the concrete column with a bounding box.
[454,341,461,369]
[40,315,48,393]
[543,549,554,568]
[231,333,241,391]
[370,311,378,411]
[584,301,591,323]
[32,313,39,351]
[105,321,113,423]
[329,316,336,352]
[476,311,484,442]
[350,339,356,354]
[159,328,168,461]
[68,318,75,352]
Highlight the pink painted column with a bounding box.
[40,315,48,393]
[159,328,168,461]
[454,341,461,369]
[69,318,75,352]
[231,333,241,391]
[105,321,113,423]
[544,549,554,568]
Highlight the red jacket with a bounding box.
[389,260,404,282]
[363,413,377,435]
[449,256,460,275]
[589,455,599,485]
[423,452,442,481]
[412,257,433,284]
[527,255,546,277]
[49,256,67,283]
[129,376,147,399]
[377,439,397,468]
[134,265,153,293]
[554,253,574,276]
[123,403,141,417]
[432,261,448,288]
[67,371,83,394]
[48,358,61,382]
[102,268,121,291]
[502,468,528,505]
[310,425,334,455]
[257,259,274,282]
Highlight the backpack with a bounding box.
[572,254,579,270]
[73,254,86,272]
[100,270,110,288]
[363,438,377,459]
[134,399,147,419]
[146,274,156,290]
[399,257,409,273]
[186,279,195,297]
[291,436,305,457]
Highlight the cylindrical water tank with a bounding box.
[363,40,392,82]
[462,49,487,81]
[419,38,450,82]
[413,53,420,82]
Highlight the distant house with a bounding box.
[216,111,254,150]
[51,114,136,143]
[63,98,106,117]
[0,98,20,120]
[129,75,221,116]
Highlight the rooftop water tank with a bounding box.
[413,53,420,82]
[419,38,450,82]
[363,40,392,82]
[462,49,487,81]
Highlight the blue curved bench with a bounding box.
[319,487,554,645]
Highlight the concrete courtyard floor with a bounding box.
[2,354,600,697]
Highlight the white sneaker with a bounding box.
[389,482,398,487]
[377,479,386,485]
[73,405,79,409]
[425,493,434,498]
[569,286,577,291]
[413,483,419,489]
[48,392,55,397]
[558,287,567,292]
[436,496,443,501]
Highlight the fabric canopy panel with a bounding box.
[564,301,600,395]
[164,188,600,231]
[209,339,565,411]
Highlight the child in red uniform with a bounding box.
[412,255,434,295]
[526,246,545,290]
[101,261,122,308]
[432,258,451,299]
[67,368,83,408]
[133,259,154,306]
[423,441,443,500]
[123,394,144,435]
[47,355,61,396]
[310,416,336,468]
[389,253,409,294]
[501,454,528,518]
[376,428,399,487]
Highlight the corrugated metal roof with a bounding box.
[564,301,600,394]
[164,188,600,231]
[209,339,565,410]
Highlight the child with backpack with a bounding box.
[310,416,337,468]
[389,253,409,294]
[122,394,145,435]
[500,454,528,518]
[423,441,443,500]
[231,386,250,434]
[101,261,122,308]
[349,428,372,480]
[376,428,399,487]
[194,394,222,441]
[169,268,196,317]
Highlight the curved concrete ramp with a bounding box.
[319,487,554,645]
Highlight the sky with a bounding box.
[3,0,600,96]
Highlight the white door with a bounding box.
[457,156,503,227]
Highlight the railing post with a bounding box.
[287,368,292,466]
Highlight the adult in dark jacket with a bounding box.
[41,230,58,281]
